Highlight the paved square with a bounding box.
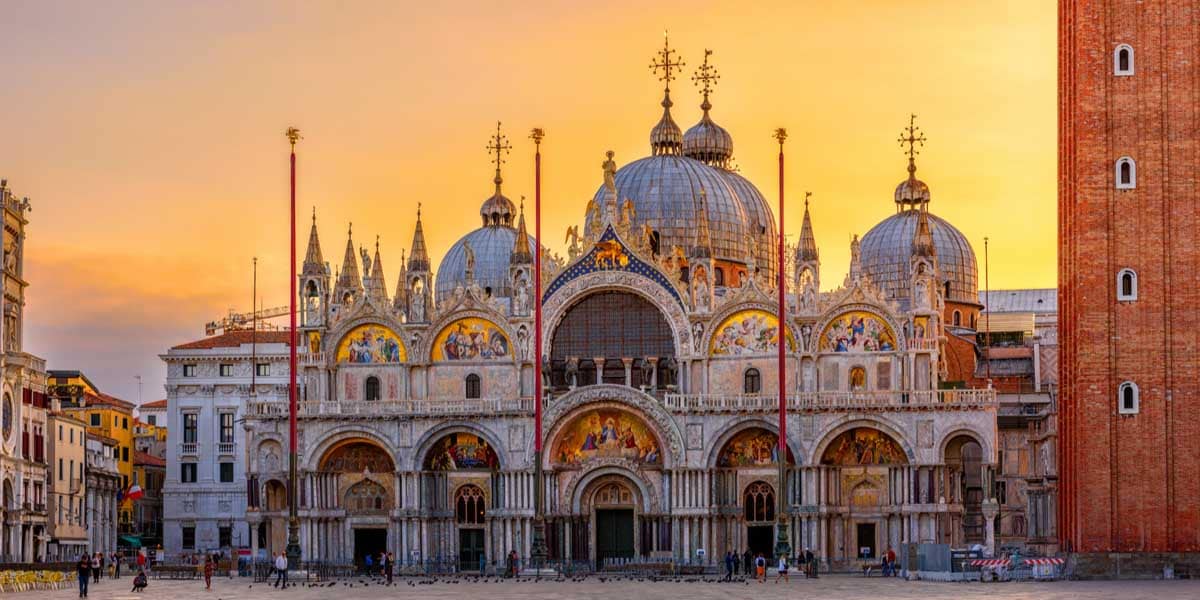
[16,575,1200,600]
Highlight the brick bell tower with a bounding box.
[1059,0,1200,576]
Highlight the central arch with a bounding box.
[548,290,676,388]
[544,385,685,467]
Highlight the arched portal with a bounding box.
[549,291,675,388]
[317,440,396,566]
[945,435,985,544]
[819,427,908,563]
[454,484,487,571]
[579,475,641,570]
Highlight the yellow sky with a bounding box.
[1,0,1056,401]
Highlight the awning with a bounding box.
[119,535,142,548]
[970,559,1011,567]
[1024,558,1065,566]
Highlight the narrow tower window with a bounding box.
[1115,157,1136,189]
[1118,381,1139,414]
[1114,44,1134,76]
[1116,268,1138,301]
[465,374,481,399]
[743,368,762,395]
[952,310,962,327]
[364,376,380,401]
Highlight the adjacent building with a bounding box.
[46,410,87,560]
[85,433,121,556]
[0,179,50,562]
[1060,0,1200,576]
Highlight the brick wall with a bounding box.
[1059,0,1200,554]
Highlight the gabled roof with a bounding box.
[139,399,167,410]
[171,330,292,350]
[85,392,136,411]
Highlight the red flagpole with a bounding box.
[774,127,790,559]
[285,126,301,566]
[530,127,548,570]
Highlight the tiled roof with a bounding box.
[86,392,136,411]
[133,450,166,467]
[140,399,167,409]
[171,330,292,350]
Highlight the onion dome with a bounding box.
[650,93,683,156]
[682,49,733,168]
[895,114,931,207]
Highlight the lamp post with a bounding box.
[285,126,302,569]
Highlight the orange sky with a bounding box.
[1,1,1056,403]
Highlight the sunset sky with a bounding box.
[1,1,1056,404]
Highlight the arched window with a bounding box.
[714,267,725,287]
[1116,157,1136,189]
[1117,268,1138,301]
[455,485,486,525]
[970,313,977,329]
[743,368,761,394]
[344,479,388,514]
[943,281,952,300]
[952,310,962,326]
[1119,381,1139,414]
[465,374,481,399]
[1114,44,1134,76]
[364,376,380,401]
[743,481,775,523]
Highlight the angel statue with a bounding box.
[565,225,583,259]
[602,150,618,193]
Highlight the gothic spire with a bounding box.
[510,197,533,264]
[393,249,408,312]
[692,187,713,258]
[797,192,819,263]
[911,204,937,259]
[408,204,430,272]
[302,207,325,276]
[332,223,363,302]
[364,236,388,304]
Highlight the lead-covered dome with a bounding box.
[683,112,733,168]
[859,209,977,307]
[436,226,535,304]
[587,155,752,263]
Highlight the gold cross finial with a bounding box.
[376,235,380,252]
[285,127,302,150]
[416,202,422,221]
[897,113,926,174]
[487,120,512,168]
[691,48,719,110]
[650,31,685,94]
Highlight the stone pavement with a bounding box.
[20,575,1200,600]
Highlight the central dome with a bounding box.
[587,154,754,265]
[436,226,534,304]
[859,209,978,307]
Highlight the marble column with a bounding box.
[622,358,633,387]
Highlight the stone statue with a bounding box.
[639,357,655,390]
[360,246,372,276]
[691,322,704,352]
[411,286,425,322]
[849,234,862,280]
[463,240,475,278]
[565,356,580,388]
[565,225,583,259]
[663,356,679,388]
[693,269,710,312]
[602,150,618,193]
[513,276,529,315]
[541,356,552,389]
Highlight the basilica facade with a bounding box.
[165,48,997,571]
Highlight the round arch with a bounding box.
[543,384,685,467]
[422,307,519,364]
[938,427,994,464]
[565,465,658,514]
[703,302,801,357]
[705,419,804,468]
[318,438,396,473]
[541,273,691,358]
[812,304,907,355]
[809,418,915,467]
[409,421,509,472]
[324,314,406,358]
[304,425,396,472]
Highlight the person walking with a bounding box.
[742,549,752,578]
[886,546,897,577]
[754,553,766,583]
[804,548,817,579]
[76,553,92,598]
[203,555,215,591]
[90,552,101,583]
[136,548,146,574]
[723,551,734,582]
[99,552,106,580]
[774,554,789,583]
[273,551,289,589]
[385,552,394,584]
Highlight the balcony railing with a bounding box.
[217,442,235,455]
[246,397,536,419]
[662,388,996,412]
[179,443,198,456]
